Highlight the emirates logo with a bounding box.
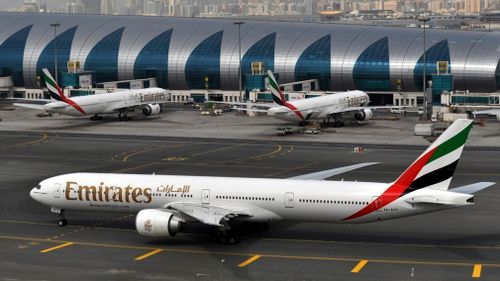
[144,219,152,232]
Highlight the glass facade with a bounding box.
[0,25,32,86]
[36,26,78,82]
[241,32,275,78]
[294,35,331,90]
[185,30,223,89]
[414,40,450,91]
[84,27,124,83]
[353,37,390,91]
[133,29,172,89]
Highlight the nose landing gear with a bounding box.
[51,207,67,227]
[58,217,67,227]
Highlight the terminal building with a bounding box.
[0,12,499,106]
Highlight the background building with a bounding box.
[0,12,498,93]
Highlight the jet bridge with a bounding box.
[441,91,500,111]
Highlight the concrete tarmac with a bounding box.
[0,132,499,281]
[2,104,500,147]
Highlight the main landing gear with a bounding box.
[90,114,103,121]
[211,229,241,245]
[51,207,67,227]
[118,113,131,121]
[326,113,344,127]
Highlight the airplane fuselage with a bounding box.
[267,90,369,122]
[43,88,168,116]
[30,172,464,224]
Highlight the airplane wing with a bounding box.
[212,101,276,108]
[449,182,495,194]
[327,106,407,115]
[229,107,269,113]
[288,162,379,180]
[474,109,500,116]
[167,203,252,226]
[13,103,46,110]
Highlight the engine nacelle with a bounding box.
[355,108,373,121]
[135,209,183,237]
[142,104,161,116]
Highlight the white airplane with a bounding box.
[473,109,500,122]
[30,119,494,244]
[226,70,398,125]
[14,68,169,121]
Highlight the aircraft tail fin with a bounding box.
[41,68,86,115]
[343,119,474,221]
[266,70,287,106]
[395,119,473,193]
[42,68,65,102]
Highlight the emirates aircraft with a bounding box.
[30,119,493,244]
[228,70,398,125]
[14,68,169,121]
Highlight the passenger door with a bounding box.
[284,192,294,208]
[201,189,210,205]
[53,183,61,199]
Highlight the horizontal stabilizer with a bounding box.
[288,162,379,180]
[449,182,495,194]
[13,103,45,110]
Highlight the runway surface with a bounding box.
[0,131,499,281]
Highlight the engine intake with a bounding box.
[355,108,373,121]
[135,209,183,237]
[142,104,161,116]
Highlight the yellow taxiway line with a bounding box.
[351,260,368,273]
[472,264,482,278]
[134,249,163,261]
[40,242,74,253]
[238,255,262,267]
[0,234,497,274]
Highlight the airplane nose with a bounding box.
[30,185,43,202]
[29,187,36,200]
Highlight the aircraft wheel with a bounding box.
[225,233,241,245]
[58,218,67,227]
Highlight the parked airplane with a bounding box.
[226,70,399,125]
[30,119,493,244]
[14,68,169,121]
[473,109,500,122]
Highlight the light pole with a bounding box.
[50,23,61,83]
[196,273,212,281]
[220,259,225,281]
[234,21,244,102]
[419,16,429,120]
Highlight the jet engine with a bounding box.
[355,108,373,121]
[135,209,183,237]
[142,104,161,116]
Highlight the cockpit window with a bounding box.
[36,185,41,190]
